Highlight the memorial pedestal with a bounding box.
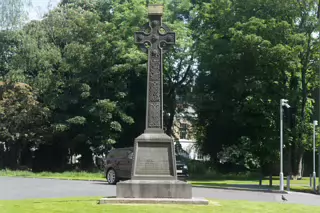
[99,132,208,205]
[130,132,177,181]
[116,180,192,198]
[118,131,191,199]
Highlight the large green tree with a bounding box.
[4,0,195,170]
[192,0,320,177]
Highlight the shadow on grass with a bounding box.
[192,182,315,194]
[189,175,309,182]
[193,182,264,188]
[189,176,259,181]
[288,187,315,194]
[191,182,276,192]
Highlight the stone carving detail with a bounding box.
[148,102,161,128]
[137,34,144,42]
[151,34,159,42]
[134,15,175,130]
[148,45,161,127]
[166,34,174,42]
[149,49,160,81]
[150,63,160,81]
[151,20,160,27]
[149,81,160,102]
[151,49,159,57]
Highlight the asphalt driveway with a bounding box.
[0,177,319,206]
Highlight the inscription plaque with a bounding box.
[135,142,174,176]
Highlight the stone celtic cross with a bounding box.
[115,4,196,201]
[134,4,175,131]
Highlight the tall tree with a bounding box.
[8,0,149,169]
[0,0,31,79]
[0,0,31,30]
[191,0,320,176]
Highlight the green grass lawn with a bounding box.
[0,197,319,213]
[0,169,314,193]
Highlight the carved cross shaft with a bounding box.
[134,6,176,131]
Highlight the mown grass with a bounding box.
[0,197,319,213]
[0,169,314,193]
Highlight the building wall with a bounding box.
[172,108,209,161]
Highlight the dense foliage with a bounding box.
[0,0,320,177]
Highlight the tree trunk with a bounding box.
[7,142,20,169]
[291,30,311,179]
[165,106,175,137]
[0,143,5,169]
[164,90,176,137]
[287,145,292,175]
[296,151,304,179]
[292,146,304,179]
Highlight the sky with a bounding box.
[28,0,60,20]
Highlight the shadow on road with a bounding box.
[90,181,109,185]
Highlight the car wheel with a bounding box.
[106,168,118,184]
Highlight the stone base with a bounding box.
[116,180,192,199]
[131,132,177,180]
[99,197,209,205]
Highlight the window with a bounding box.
[107,150,117,159]
[179,123,188,139]
[197,153,203,160]
[107,149,128,159]
[118,149,132,158]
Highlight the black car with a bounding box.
[104,147,189,184]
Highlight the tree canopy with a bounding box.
[0,0,319,177]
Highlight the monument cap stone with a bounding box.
[148,4,163,15]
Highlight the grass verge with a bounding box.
[0,197,319,213]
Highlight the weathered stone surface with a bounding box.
[99,197,209,205]
[116,180,192,199]
[131,132,176,180]
[147,4,164,15]
[134,5,175,130]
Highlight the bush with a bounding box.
[187,160,215,175]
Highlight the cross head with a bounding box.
[134,5,176,131]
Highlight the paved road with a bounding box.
[0,177,320,206]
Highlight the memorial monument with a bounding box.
[99,4,208,205]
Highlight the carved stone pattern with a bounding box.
[134,19,175,130]
[149,81,160,102]
[149,44,160,81]
[151,20,160,27]
[150,63,160,81]
[151,49,159,57]
[149,51,160,81]
[148,102,161,128]
[151,34,159,43]
[166,34,174,42]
